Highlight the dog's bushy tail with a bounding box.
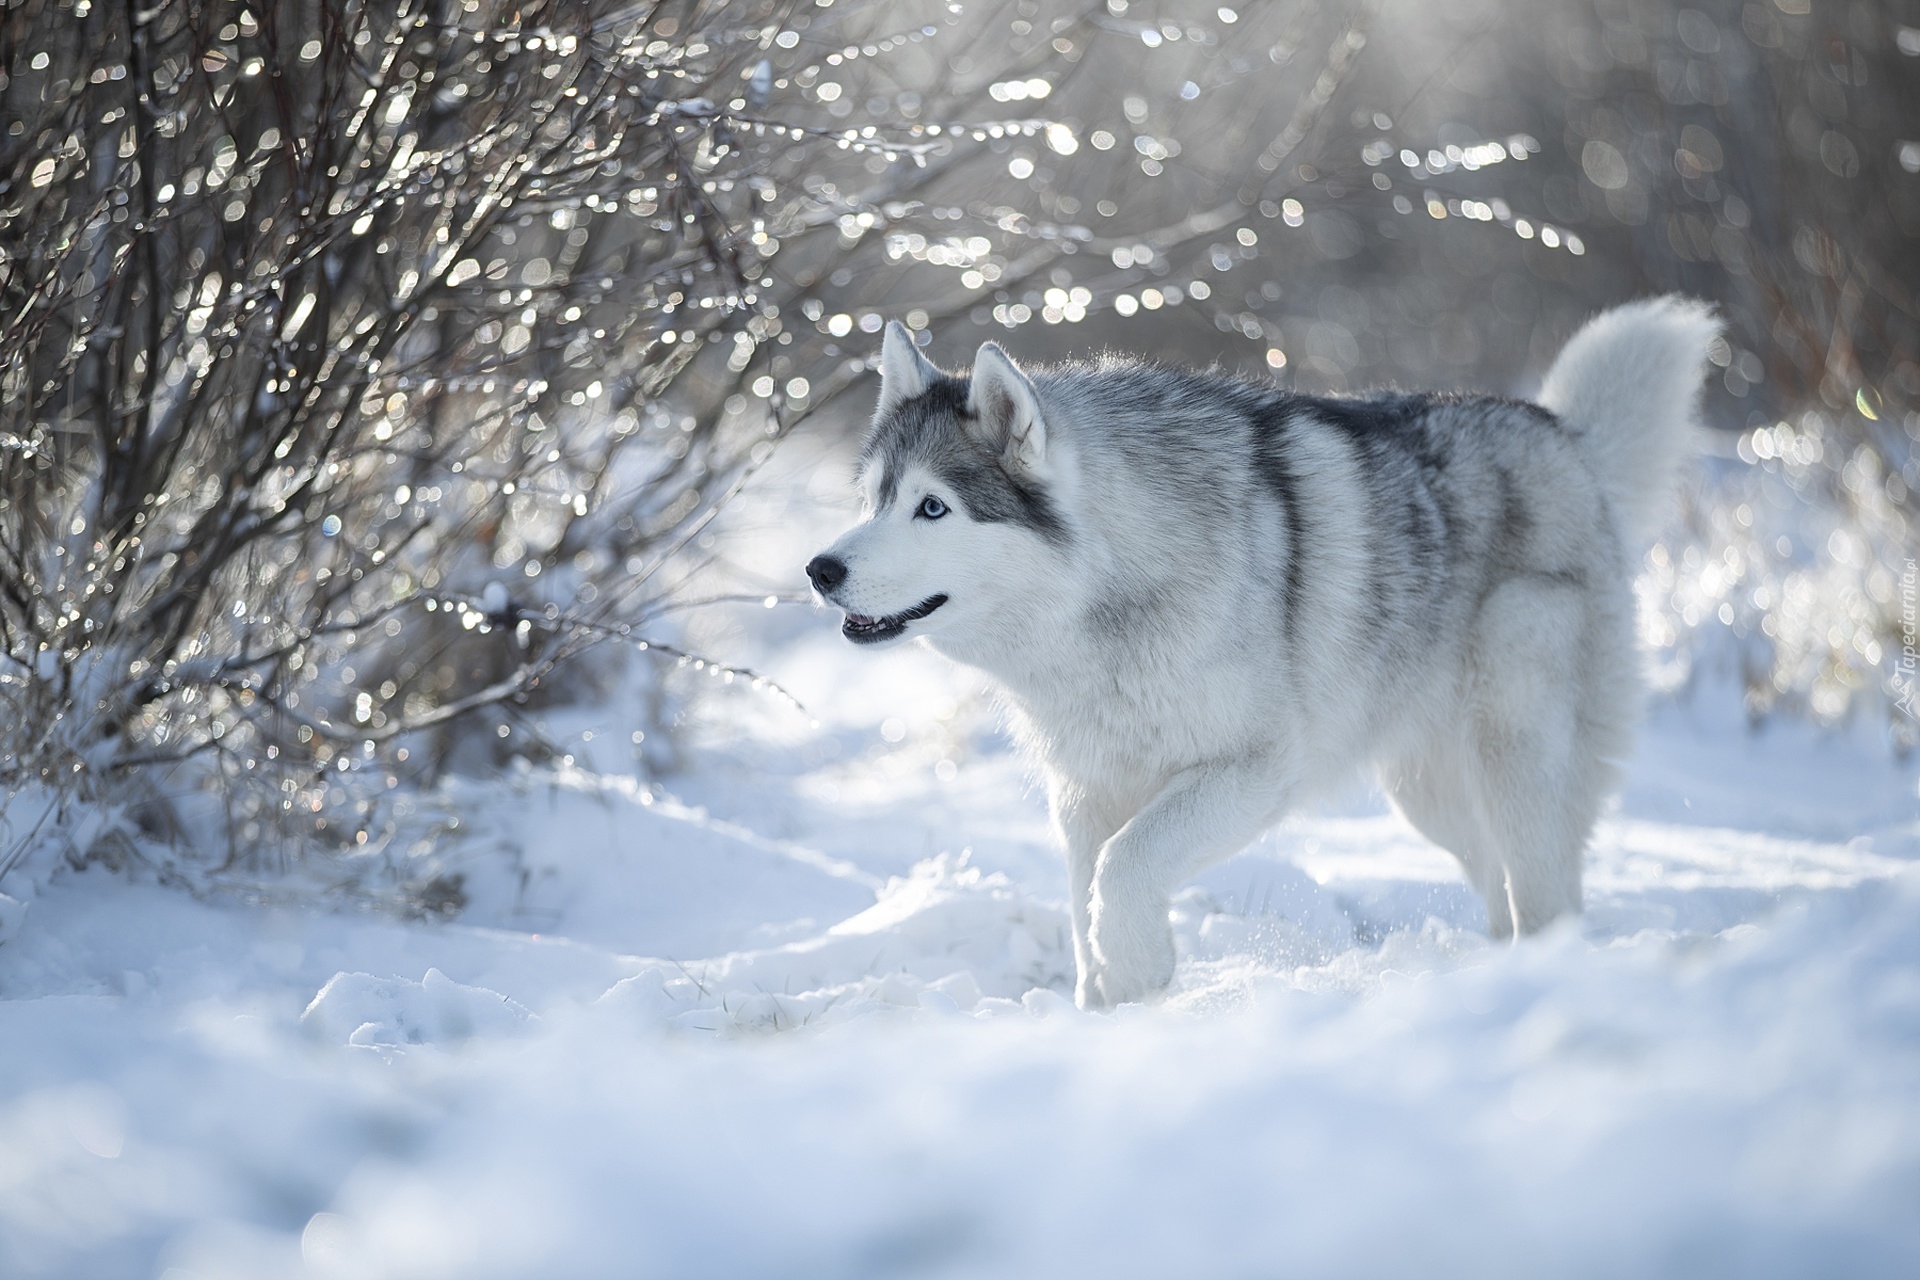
[1538,295,1720,548]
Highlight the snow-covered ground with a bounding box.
[3,453,1918,1278]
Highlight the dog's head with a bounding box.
[807,322,1067,648]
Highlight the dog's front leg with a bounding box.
[1086,754,1287,1008]
[1053,785,1120,1009]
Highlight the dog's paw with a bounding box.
[1085,900,1176,1008]
[1089,958,1171,1007]
[1074,969,1104,1011]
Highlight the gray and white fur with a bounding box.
[808,298,1719,1008]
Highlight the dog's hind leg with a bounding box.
[1084,753,1289,1007]
[1383,749,1514,940]
[1460,581,1603,935]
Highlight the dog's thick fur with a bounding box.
[809,299,1719,1008]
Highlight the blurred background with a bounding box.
[1,0,1915,900]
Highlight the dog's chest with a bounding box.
[1006,643,1274,790]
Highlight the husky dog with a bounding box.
[808,299,1718,1008]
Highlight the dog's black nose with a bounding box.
[806,554,847,594]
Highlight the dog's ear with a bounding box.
[968,342,1046,475]
[876,320,940,416]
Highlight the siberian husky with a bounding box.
[808,299,1718,1008]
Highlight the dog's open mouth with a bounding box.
[842,594,948,644]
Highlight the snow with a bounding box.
[3,466,1919,1276]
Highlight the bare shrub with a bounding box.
[0,0,788,885]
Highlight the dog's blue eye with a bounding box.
[917,495,948,520]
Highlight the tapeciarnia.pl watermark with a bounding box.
[1898,559,1919,719]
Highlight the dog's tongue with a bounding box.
[847,613,876,626]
